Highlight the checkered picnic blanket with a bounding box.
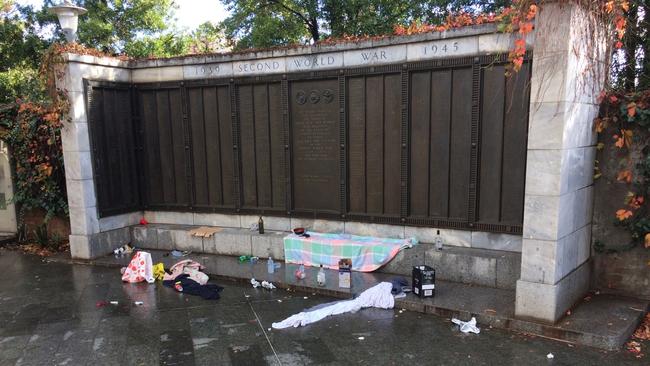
[283,232,417,272]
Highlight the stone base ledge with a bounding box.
[142,211,523,252]
[69,226,131,260]
[515,259,591,323]
[131,223,521,289]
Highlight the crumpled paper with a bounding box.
[451,317,480,334]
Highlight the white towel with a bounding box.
[272,282,394,329]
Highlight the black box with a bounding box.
[412,265,435,297]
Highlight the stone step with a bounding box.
[131,224,521,290]
[56,249,648,351]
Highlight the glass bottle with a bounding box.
[317,264,326,286]
[434,230,443,251]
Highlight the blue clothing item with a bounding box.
[163,274,224,300]
[391,277,409,295]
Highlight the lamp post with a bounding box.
[48,1,87,43]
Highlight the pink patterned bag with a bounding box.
[121,251,155,284]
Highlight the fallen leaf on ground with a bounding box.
[633,314,650,340]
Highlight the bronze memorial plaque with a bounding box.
[290,79,340,212]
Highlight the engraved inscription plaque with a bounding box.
[290,79,340,212]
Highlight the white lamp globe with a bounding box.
[48,1,87,43]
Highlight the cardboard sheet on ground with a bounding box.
[188,226,222,238]
[284,232,417,272]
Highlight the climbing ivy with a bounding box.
[595,90,650,248]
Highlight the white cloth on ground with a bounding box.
[451,317,480,334]
[272,282,394,329]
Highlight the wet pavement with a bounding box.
[0,249,646,365]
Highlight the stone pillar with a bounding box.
[516,2,608,322]
[57,54,139,259]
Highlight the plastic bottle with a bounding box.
[434,230,443,251]
[267,257,274,274]
[317,264,326,286]
[295,264,306,280]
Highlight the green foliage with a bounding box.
[124,32,191,58]
[189,22,228,54]
[221,0,309,49]
[29,0,176,54]
[0,3,48,71]
[0,97,68,222]
[0,66,44,105]
[33,222,63,249]
[221,0,513,49]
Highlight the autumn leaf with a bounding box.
[645,233,650,248]
[526,4,538,20]
[616,209,633,221]
[518,22,533,35]
[627,102,637,118]
[595,118,605,133]
[614,134,625,148]
[621,1,630,12]
[623,129,633,147]
[617,170,633,183]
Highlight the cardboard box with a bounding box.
[412,265,435,297]
[338,258,352,288]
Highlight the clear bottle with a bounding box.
[317,264,326,286]
[434,230,443,251]
[267,257,274,274]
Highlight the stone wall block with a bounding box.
[66,91,88,123]
[171,229,204,252]
[99,211,142,232]
[520,238,560,284]
[290,218,344,233]
[66,179,97,208]
[63,151,94,180]
[61,122,90,153]
[251,232,286,260]
[144,211,194,225]
[562,103,599,148]
[527,102,567,150]
[425,248,497,287]
[132,225,158,249]
[240,215,291,231]
[132,66,183,83]
[193,213,241,228]
[204,230,252,256]
[405,226,471,247]
[346,222,405,238]
[471,232,522,252]
[69,206,99,235]
[525,149,563,195]
[522,195,560,240]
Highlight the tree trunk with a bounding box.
[309,17,320,42]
